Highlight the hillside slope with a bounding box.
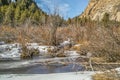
[80,0,120,21]
[0,0,47,26]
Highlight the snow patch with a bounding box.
[65,51,80,56]
[0,72,96,80]
[115,67,120,73]
[0,43,21,59]
[27,43,54,55]
[74,44,83,47]
[0,43,54,59]
[60,38,71,47]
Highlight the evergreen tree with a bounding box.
[4,3,15,26]
[0,6,6,24]
[29,3,36,13]
[32,10,40,21]
[0,10,3,23]
[0,0,48,26]
[0,0,2,6]
[14,6,21,24]
[102,13,110,27]
[20,9,28,24]
[67,18,72,24]
[0,0,11,5]
[29,2,37,21]
[7,0,11,4]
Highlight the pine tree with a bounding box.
[67,18,72,24]
[4,3,15,26]
[102,13,110,27]
[0,10,3,23]
[29,3,36,13]
[29,2,37,21]
[20,9,28,24]
[0,0,48,26]
[0,0,2,6]
[7,0,11,4]
[14,6,21,25]
[0,0,11,5]
[32,10,40,21]
[0,6,8,24]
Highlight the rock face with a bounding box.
[80,0,120,21]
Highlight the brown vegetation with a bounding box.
[0,20,120,62]
[92,71,120,80]
[21,45,39,59]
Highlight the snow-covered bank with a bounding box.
[0,43,21,59]
[0,71,96,80]
[0,42,80,59]
[0,43,54,59]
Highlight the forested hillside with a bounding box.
[0,0,49,26]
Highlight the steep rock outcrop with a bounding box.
[80,0,120,21]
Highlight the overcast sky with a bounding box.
[36,0,89,19]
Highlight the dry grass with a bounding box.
[0,25,50,45]
[91,57,106,63]
[92,71,120,80]
[71,45,81,51]
[0,24,94,45]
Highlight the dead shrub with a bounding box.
[20,45,39,59]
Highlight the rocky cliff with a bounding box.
[80,0,120,21]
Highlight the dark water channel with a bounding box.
[0,63,82,74]
[0,56,83,74]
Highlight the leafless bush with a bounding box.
[20,45,39,59]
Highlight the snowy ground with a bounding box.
[0,71,96,80]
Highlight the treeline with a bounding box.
[67,13,120,27]
[0,0,65,27]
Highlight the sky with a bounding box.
[35,0,89,19]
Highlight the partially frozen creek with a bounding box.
[0,43,82,74]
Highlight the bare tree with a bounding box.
[49,1,62,46]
